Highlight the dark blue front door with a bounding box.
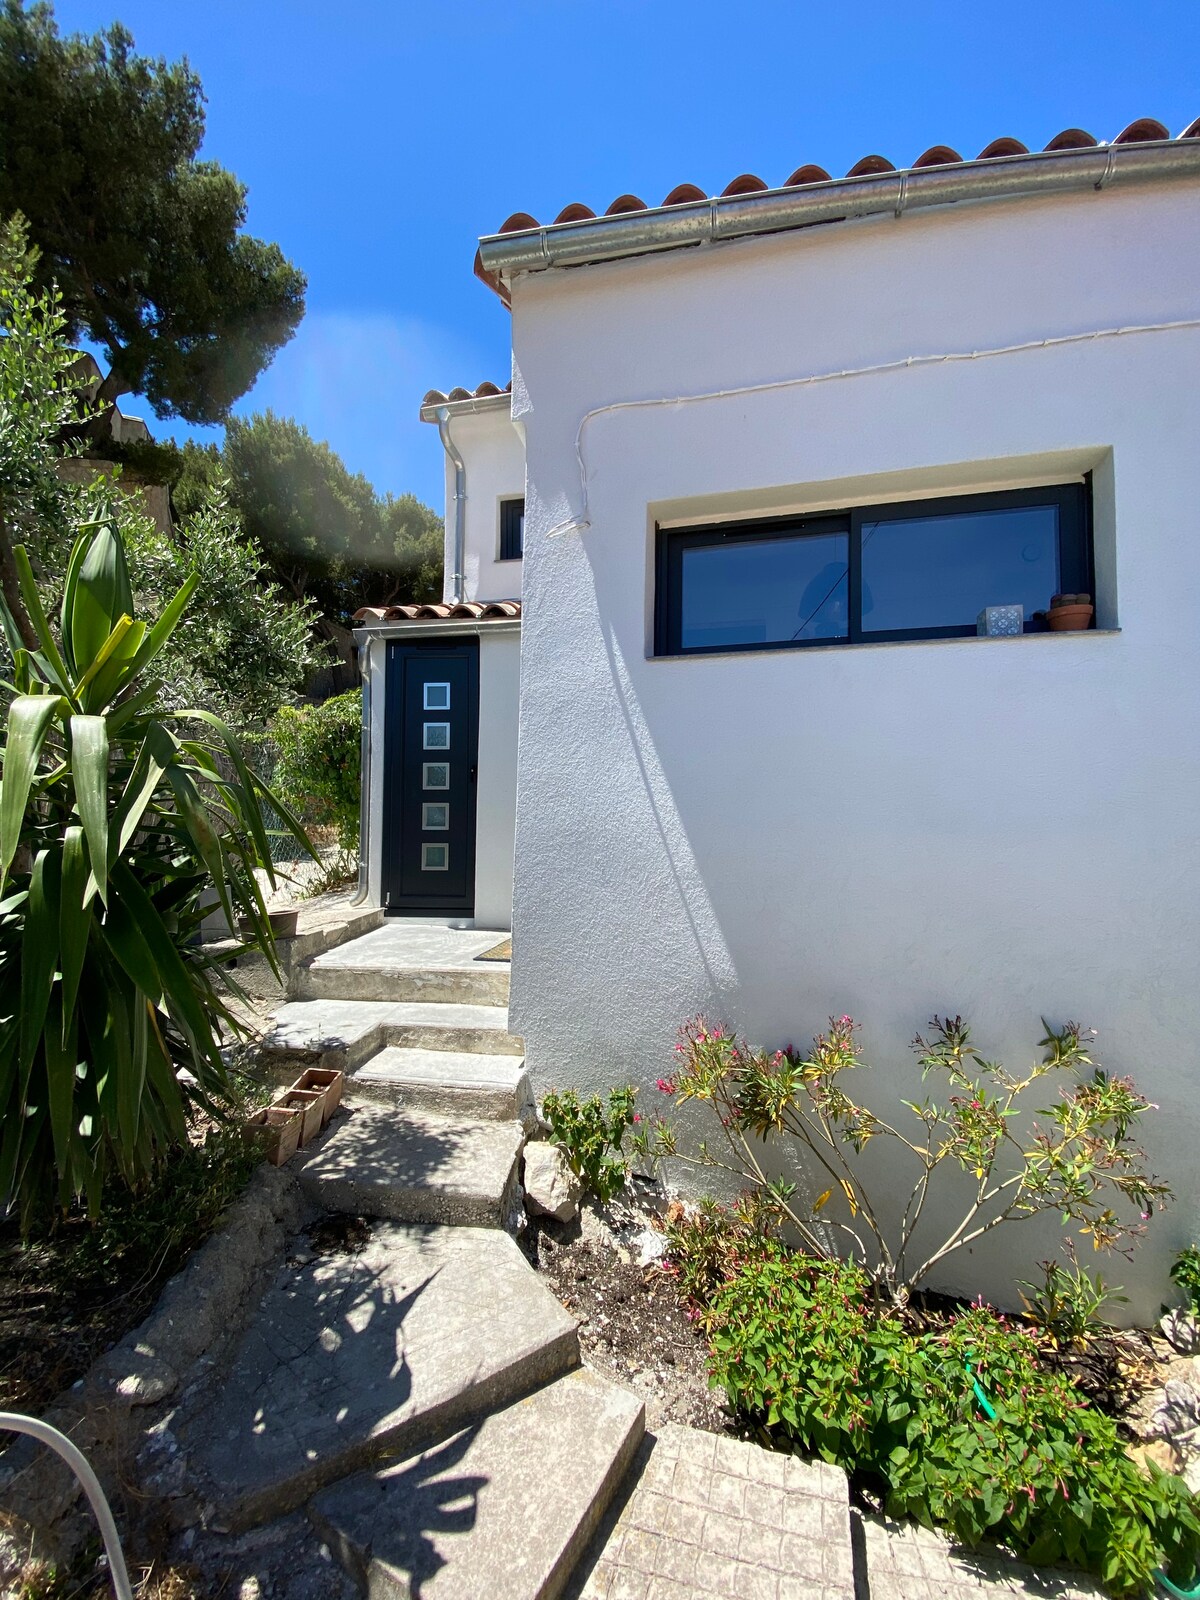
[382,639,478,913]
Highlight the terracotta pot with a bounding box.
[275,1088,324,1147]
[246,1104,303,1167]
[289,1067,345,1124]
[1046,604,1094,632]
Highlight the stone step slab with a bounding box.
[310,1369,645,1600]
[296,960,510,1007]
[352,1045,534,1124]
[572,1424,855,1600]
[291,925,511,1006]
[176,1221,579,1532]
[258,1000,524,1086]
[298,1104,525,1229]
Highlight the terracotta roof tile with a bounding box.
[977,137,1029,159]
[846,154,896,177]
[721,173,770,196]
[490,119,1192,234]
[420,381,512,408]
[354,600,521,624]
[662,183,707,205]
[1114,117,1170,143]
[605,193,649,215]
[785,163,832,187]
[1043,127,1097,151]
[912,144,963,168]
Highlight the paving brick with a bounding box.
[572,1424,853,1600]
[859,1513,1106,1599]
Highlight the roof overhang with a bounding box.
[475,137,1200,300]
[418,388,512,423]
[353,615,521,647]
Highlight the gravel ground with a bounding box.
[529,1190,733,1436]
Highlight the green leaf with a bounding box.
[14,546,74,696]
[69,715,111,904]
[70,520,133,672]
[58,825,91,1027]
[125,571,198,679]
[19,848,60,1089]
[0,693,60,884]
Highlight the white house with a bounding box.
[355,116,1200,1314]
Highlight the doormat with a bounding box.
[476,938,512,962]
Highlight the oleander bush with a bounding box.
[644,1013,1169,1305]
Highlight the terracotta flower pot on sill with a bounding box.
[1046,604,1094,632]
[289,1067,345,1125]
[245,1104,303,1167]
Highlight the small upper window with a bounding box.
[656,483,1091,657]
[499,497,524,561]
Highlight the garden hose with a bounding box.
[961,1365,1200,1600]
[963,1358,999,1422]
[1155,1569,1200,1598]
[0,1413,133,1600]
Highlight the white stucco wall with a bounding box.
[507,176,1200,1319]
[433,405,526,603]
[359,623,519,930]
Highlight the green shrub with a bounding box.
[661,1191,783,1307]
[540,1085,640,1204]
[707,1253,1200,1597]
[272,688,361,851]
[1017,1245,1128,1349]
[1170,1247,1200,1315]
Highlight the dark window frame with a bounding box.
[499,496,524,561]
[655,481,1093,658]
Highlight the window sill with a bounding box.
[650,629,1121,663]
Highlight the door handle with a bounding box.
[470,765,478,782]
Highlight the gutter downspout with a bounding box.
[349,631,372,905]
[437,406,467,605]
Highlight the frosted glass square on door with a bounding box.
[423,683,451,710]
[423,722,450,749]
[422,803,449,830]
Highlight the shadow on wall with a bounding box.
[601,626,739,1011]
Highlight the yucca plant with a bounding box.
[0,508,313,1226]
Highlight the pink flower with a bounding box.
[632,1113,642,1123]
[656,1077,677,1095]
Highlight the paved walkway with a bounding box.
[574,1426,855,1600]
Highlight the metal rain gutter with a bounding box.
[436,406,467,605]
[476,140,1200,286]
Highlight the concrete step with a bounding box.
[177,1221,579,1532]
[291,924,511,1006]
[352,1046,535,1124]
[259,999,524,1084]
[310,1369,645,1600]
[298,1103,525,1229]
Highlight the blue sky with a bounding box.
[52,0,1200,511]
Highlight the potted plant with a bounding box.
[1046,592,1094,632]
